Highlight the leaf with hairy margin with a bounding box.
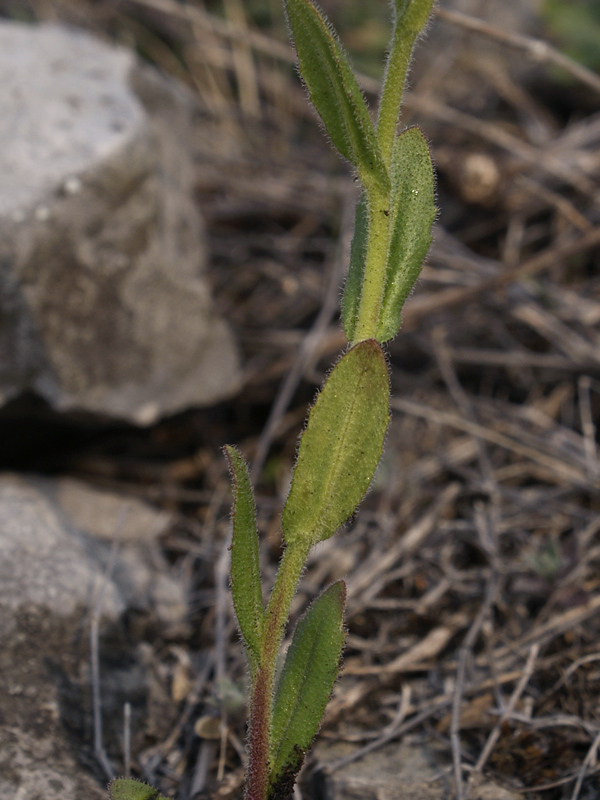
[284,0,389,194]
[109,779,168,800]
[268,581,346,796]
[376,127,436,343]
[341,194,369,343]
[282,340,389,547]
[224,445,264,667]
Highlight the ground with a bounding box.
[1,1,600,798]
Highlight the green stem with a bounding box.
[377,5,424,168]
[245,541,311,800]
[264,542,311,658]
[351,188,391,343]
[353,0,435,343]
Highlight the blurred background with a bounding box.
[1,1,600,799]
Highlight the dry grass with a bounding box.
[3,1,600,798]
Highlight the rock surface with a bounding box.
[0,474,185,800]
[0,21,241,424]
[312,739,521,800]
[0,476,124,639]
[312,740,450,800]
[50,476,186,631]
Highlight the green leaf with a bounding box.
[284,0,389,194]
[108,779,168,800]
[224,445,264,666]
[376,126,436,343]
[282,340,389,546]
[341,194,369,343]
[268,581,346,795]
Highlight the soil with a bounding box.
[1,2,600,799]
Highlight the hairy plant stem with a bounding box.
[352,188,391,343]
[377,18,414,168]
[246,540,311,800]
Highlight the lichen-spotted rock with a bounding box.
[0,474,186,800]
[0,476,121,800]
[0,21,240,423]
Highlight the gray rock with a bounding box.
[0,475,124,639]
[313,739,521,800]
[313,740,450,800]
[0,474,186,800]
[0,736,106,800]
[50,476,187,631]
[0,475,119,799]
[0,21,241,424]
[54,476,172,544]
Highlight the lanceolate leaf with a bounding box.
[109,779,168,800]
[224,445,264,666]
[268,581,346,796]
[341,194,369,343]
[284,0,389,194]
[376,127,436,343]
[282,340,389,546]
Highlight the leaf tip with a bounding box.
[222,442,237,469]
[328,578,347,610]
[108,778,162,800]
